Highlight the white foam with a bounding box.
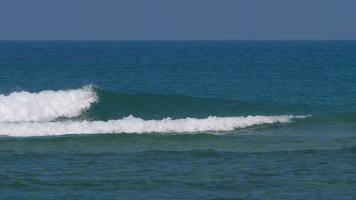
[0,86,97,122]
[0,115,307,137]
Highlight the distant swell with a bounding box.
[0,86,309,137]
[0,86,97,122]
[0,115,307,137]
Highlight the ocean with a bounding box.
[0,41,355,199]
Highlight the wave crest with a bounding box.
[0,115,308,137]
[0,86,97,122]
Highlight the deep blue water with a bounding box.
[0,41,355,199]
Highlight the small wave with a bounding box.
[0,86,310,137]
[0,115,308,137]
[0,86,97,122]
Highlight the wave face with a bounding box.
[0,86,309,137]
[0,86,97,122]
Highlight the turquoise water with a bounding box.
[0,41,355,199]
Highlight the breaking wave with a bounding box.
[0,86,97,122]
[0,115,308,137]
[0,86,309,137]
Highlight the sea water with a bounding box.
[0,41,355,199]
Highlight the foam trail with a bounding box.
[0,86,97,122]
[0,115,308,137]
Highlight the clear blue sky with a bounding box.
[1,0,355,40]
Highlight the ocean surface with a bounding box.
[0,41,355,199]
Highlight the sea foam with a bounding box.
[0,86,97,122]
[0,115,308,137]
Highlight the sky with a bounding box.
[0,0,356,40]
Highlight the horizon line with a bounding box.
[1,39,356,42]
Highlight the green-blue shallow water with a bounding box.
[0,41,355,199]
